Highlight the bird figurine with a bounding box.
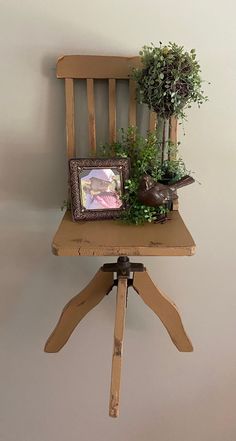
[138,174,195,207]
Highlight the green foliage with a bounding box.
[99,127,188,224]
[61,199,71,211]
[133,42,208,119]
[100,127,162,179]
[161,142,188,183]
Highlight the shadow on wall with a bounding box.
[0,44,145,210]
[0,1,140,210]
[0,148,68,209]
[1,54,149,210]
[0,55,68,209]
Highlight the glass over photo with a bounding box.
[79,168,123,210]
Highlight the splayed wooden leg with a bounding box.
[44,269,114,353]
[133,271,193,352]
[109,278,127,418]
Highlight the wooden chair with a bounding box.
[44,55,195,418]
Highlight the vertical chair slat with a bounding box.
[169,116,179,210]
[128,80,136,127]
[65,78,75,159]
[169,116,178,158]
[87,79,96,155]
[109,79,116,143]
[149,111,157,132]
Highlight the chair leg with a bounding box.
[44,269,114,353]
[109,278,127,418]
[133,271,193,352]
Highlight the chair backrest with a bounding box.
[56,55,177,161]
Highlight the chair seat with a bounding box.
[52,210,195,257]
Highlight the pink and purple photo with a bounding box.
[80,168,122,210]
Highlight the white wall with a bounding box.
[1,1,236,440]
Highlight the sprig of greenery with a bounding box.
[99,127,188,224]
[133,42,209,120]
[100,127,162,178]
[61,199,71,211]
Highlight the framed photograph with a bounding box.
[69,158,130,221]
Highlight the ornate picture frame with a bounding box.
[69,158,130,221]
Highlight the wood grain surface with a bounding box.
[44,270,114,353]
[149,111,157,131]
[109,278,127,417]
[133,271,193,352]
[109,79,116,143]
[87,79,96,154]
[128,79,137,127]
[57,55,141,79]
[65,78,75,159]
[52,210,195,257]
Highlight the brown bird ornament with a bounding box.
[138,175,195,207]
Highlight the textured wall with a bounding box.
[1,1,236,440]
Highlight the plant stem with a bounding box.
[161,119,166,164]
[168,118,171,161]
